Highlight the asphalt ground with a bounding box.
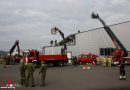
[0,64,130,90]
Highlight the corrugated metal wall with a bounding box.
[75,28,114,56]
[44,45,76,55]
[110,22,130,51]
[44,21,130,56]
[44,46,62,55]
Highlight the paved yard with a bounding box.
[0,64,130,90]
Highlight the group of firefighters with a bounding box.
[20,55,126,87]
[0,54,126,88]
[72,54,126,80]
[96,56,113,67]
[19,57,47,87]
[96,56,126,80]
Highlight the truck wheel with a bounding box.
[58,61,64,67]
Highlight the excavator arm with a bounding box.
[9,40,20,56]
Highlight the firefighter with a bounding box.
[103,56,107,67]
[19,59,26,85]
[96,57,100,65]
[25,58,35,87]
[1,57,7,68]
[61,47,65,55]
[73,56,77,66]
[119,57,126,80]
[106,56,108,67]
[39,61,47,86]
[107,56,112,67]
[3,57,7,68]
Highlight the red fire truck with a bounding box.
[77,53,98,64]
[24,49,67,67]
[25,27,68,67]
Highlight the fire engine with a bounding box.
[77,53,98,64]
[24,27,68,67]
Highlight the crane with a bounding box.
[51,27,67,54]
[9,40,21,64]
[91,12,128,58]
[10,40,20,56]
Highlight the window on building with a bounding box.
[100,48,115,56]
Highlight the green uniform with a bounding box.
[39,63,47,86]
[0,58,6,68]
[19,62,26,85]
[25,62,35,87]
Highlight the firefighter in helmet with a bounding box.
[107,56,112,67]
[96,57,100,65]
[103,56,107,67]
[119,57,126,80]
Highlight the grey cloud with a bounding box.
[0,0,130,50]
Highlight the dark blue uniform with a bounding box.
[119,58,126,80]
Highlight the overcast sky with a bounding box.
[0,0,130,51]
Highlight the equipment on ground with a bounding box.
[8,40,21,64]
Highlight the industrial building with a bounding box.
[43,21,130,57]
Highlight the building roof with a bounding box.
[58,20,130,45]
[44,20,130,48]
[58,34,75,45]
